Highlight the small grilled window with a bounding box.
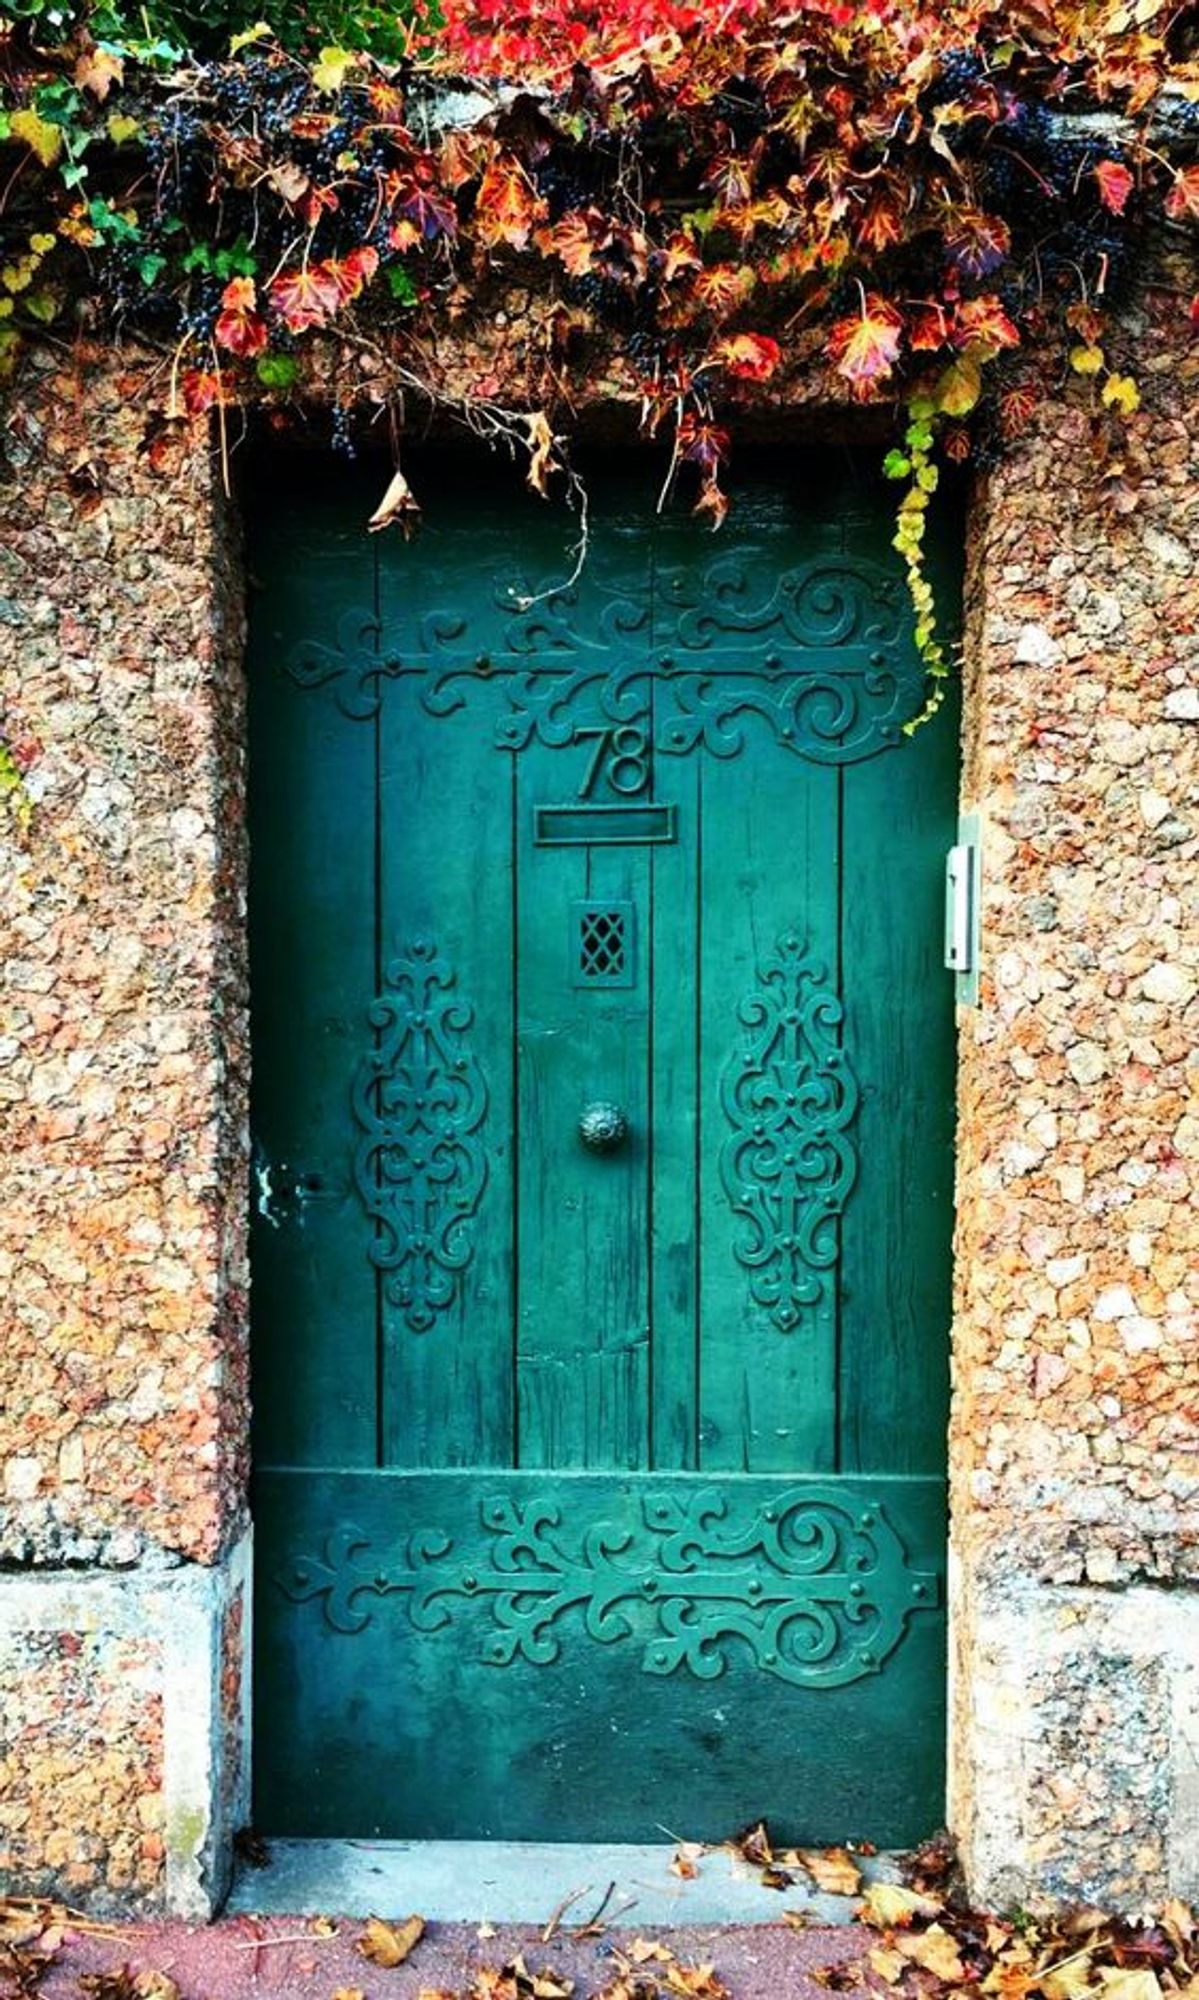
[572,902,635,988]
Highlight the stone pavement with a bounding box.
[32,1914,867,2000]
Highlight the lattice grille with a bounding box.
[572,902,634,988]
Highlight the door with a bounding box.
[248,451,958,1845]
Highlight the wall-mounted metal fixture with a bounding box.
[945,812,981,1007]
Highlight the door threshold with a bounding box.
[228,1840,903,1926]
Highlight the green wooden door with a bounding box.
[248,453,958,1845]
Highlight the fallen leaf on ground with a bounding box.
[134,1976,180,2000]
[629,1941,675,1964]
[80,1972,138,2000]
[311,1916,339,1937]
[894,1923,966,1981]
[1099,1972,1164,2000]
[733,1821,773,1867]
[671,1844,703,1880]
[665,1965,728,2000]
[478,1923,498,1939]
[356,1913,425,1966]
[858,1882,943,1928]
[332,1989,365,2000]
[869,1946,908,1983]
[796,1848,863,1897]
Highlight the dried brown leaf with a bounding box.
[796,1848,863,1898]
[665,1965,729,2000]
[894,1923,966,1982]
[356,1913,425,1967]
[134,1976,180,2000]
[366,468,421,537]
[629,1941,675,1965]
[670,1845,703,1880]
[1099,1972,1164,2000]
[734,1821,773,1867]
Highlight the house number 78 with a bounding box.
[574,724,650,798]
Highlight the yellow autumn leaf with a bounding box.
[1041,1953,1097,2000]
[869,1947,908,1984]
[29,233,56,255]
[1101,373,1140,415]
[0,299,14,320]
[795,1846,863,1897]
[859,1881,944,1927]
[229,17,272,52]
[1098,1973,1164,2000]
[894,1923,966,1981]
[9,108,63,168]
[1070,343,1105,376]
[312,45,357,93]
[107,113,141,144]
[935,349,984,418]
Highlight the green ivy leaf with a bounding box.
[386,264,418,306]
[882,449,911,480]
[256,352,300,389]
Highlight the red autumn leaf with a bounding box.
[268,262,342,332]
[677,414,731,473]
[712,332,782,380]
[944,208,1011,279]
[543,208,607,278]
[826,293,903,397]
[473,151,546,251]
[181,368,222,416]
[1191,295,1199,329]
[954,294,1020,351]
[323,246,379,306]
[908,299,952,351]
[394,165,458,241]
[214,276,269,358]
[1165,165,1199,222]
[1094,159,1135,215]
[853,193,904,254]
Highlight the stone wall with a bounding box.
[0,348,250,1912]
[1,264,1197,1913]
[948,257,1199,1907]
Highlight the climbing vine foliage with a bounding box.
[1,0,1198,768]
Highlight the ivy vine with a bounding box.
[1,0,1198,805]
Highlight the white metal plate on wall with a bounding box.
[944,812,981,1008]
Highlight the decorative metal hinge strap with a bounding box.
[278,1487,937,1690]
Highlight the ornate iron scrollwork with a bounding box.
[719,934,860,1333]
[351,939,488,1333]
[281,557,928,766]
[278,1486,936,1689]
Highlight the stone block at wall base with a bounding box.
[0,1528,251,1918]
[951,1564,1199,1913]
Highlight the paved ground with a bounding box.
[30,1913,869,2000]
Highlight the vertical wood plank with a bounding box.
[248,501,379,1468]
[837,702,959,1474]
[514,740,653,1470]
[696,744,841,1474]
[374,577,516,1470]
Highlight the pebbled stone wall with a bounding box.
[948,252,1199,1907]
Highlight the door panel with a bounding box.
[248,453,958,1846]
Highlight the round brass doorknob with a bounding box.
[578,1102,630,1152]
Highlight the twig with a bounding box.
[541,1884,592,1943]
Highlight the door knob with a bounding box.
[578,1102,630,1153]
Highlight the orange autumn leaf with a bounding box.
[712,331,782,379]
[214,276,269,357]
[1094,159,1135,215]
[826,293,903,396]
[474,152,546,251]
[954,294,1020,352]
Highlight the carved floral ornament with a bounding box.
[278,1485,937,1691]
[282,557,924,766]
